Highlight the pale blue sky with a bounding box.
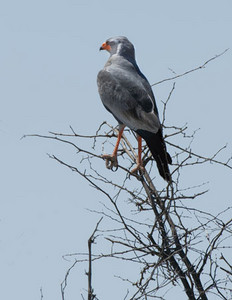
[1,1,232,299]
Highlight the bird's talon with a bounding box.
[102,154,118,171]
[131,164,145,175]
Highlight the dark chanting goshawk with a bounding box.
[97,36,172,181]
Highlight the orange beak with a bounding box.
[99,42,111,51]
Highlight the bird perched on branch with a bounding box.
[97,36,172,181]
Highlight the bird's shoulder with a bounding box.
[97,56,161,133]
[99,56,158,114]
[104,55,141,80]
[98,57,142,94]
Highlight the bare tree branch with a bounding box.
[87,217,103,300]
[152,48,229,86]
[27,54,232,299]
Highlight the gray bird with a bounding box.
[97,36,172,181]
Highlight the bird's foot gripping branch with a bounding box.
[101,153,118,171]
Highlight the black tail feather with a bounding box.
[138,129,172,182]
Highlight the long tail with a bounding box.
[137,129,172,181]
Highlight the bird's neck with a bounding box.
[115,43,136,61]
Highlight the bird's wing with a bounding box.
[129,61,159,116]
[97,61,160,133]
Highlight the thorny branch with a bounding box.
[34,117,231,299]
[152,48,229,86]
[28,50,232,300]
[61,259,78,300]
[88,217,103,300]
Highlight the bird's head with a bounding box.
[99,36,135,59]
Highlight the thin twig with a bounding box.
[88,218,103,300]
[152,48,229,86]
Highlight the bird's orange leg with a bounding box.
[138,135,142,166]
[102,125,125,170]
[131,135,145,174]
